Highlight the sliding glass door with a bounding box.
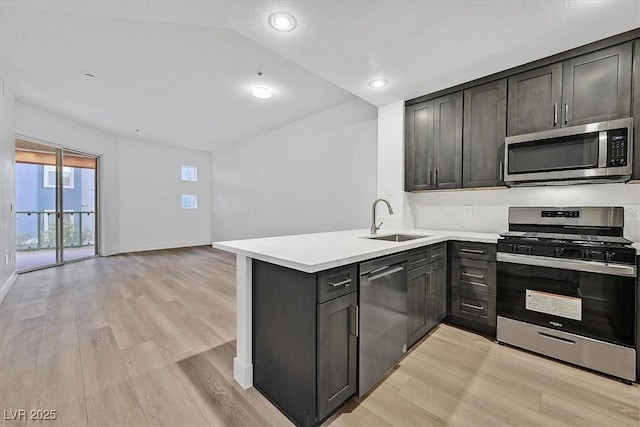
[15,138,98,271]
[62,151,97,262]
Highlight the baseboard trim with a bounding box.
[0,270,18,304]
[233,357,253,390]
[117,240,212,255]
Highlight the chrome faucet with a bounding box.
[371,199,393,235]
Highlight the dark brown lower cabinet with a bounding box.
[447,241,497,336]
[407,244,447,348]
[253,260,357,427]
[317,292,357,420]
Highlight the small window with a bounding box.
[182,194,197,209]
[181,165,197,181]
[43,166,74,189]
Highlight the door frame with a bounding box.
[15,133,101,272]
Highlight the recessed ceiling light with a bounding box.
[369,79,389,89]
[269,12,297,31]
[252,86,272,99]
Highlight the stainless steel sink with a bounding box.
[366,234,429,242]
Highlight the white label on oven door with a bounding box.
[525,290,582,321]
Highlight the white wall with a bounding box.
[211,98,378,241]
[15,103,211,254]
[0,72,17,301]
[377,101,412,229]
[16,103,121,255]
[378,103,640,242]
[118,139,211,252]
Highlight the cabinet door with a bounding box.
[405,100,434,191]
[633,40,640,180]
[427,259,447,326]
[463,79,507,188]
[317,292,357,420]
[433,92,463,189]
[563,42,632,126]
[507,63,562,136]
[407,265,429,348]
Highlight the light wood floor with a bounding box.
[1,246,638,427]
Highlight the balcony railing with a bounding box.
[16,210,95,252]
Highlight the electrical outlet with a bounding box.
[629,208,638,218]
[464,205,473,217]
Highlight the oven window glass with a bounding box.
[497,263,635,347]
[508,132,599,174]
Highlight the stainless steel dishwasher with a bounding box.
[358,252,408,396]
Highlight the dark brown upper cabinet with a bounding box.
[507,63,562,135]
[405,92,462,191]
[508,42,633,136]
[463,79,507,188]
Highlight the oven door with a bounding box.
[497,253,636,347]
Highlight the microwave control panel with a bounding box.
[607,128,627,167]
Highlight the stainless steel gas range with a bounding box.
[496,207,637,383]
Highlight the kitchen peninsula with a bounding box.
[213,227,499,425]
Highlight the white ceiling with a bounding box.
[1,1,639,152]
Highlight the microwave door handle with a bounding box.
[598,131,607,167]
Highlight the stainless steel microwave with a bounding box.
[504,118,633,186]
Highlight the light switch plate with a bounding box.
[464,205,473,217]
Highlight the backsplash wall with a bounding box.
[409,182,640,241]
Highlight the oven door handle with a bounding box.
[497,252,637,277]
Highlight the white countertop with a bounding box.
[213,228,500,273]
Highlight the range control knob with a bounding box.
[554,247,564,257]
[603,252,615,263]
[583,249,593,260]
[527,246,534,254]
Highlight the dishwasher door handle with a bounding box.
[365,264,405,281]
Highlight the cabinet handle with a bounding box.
[435,169,438,186]
[461,302,484,311]
[462,272,485,279]
[564,102,568,125]
[427,271,433,293]
[553,103,558,126]
[428,169,432,186]
[460,248,485,254]
[499,161,504,181]
[467,281,488,287]
[350,305,359,337]
[329,278,351,288]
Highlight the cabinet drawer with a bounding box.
[451,241,496,261]
[429,243,447,262]
[409,243,447,269]
[318,264,358,303]
[451,258,496,294]
[450,288,496,327]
